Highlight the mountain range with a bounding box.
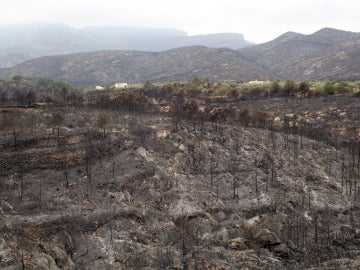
[0,23,252,68]
[238,27,360,81]
[0,26,359,85]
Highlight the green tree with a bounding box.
[298,81,310,98]
[323,81,335,95]
[191,77,201,87]
[143,80,154,90]
[282,80,296,96]
[335,81,350,94]
[12,75,23,83]
[270,80,281,95]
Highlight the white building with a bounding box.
[114,83,128,89]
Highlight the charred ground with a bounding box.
[1,82,360,269]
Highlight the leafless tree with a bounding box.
[51,112,64,145]
[97,111,110,137]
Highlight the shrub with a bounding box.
[323,81,335,95]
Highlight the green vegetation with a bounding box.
[0,75,359,109]
[133,78,360,99]
[0,76,81,106]
[34,77,80,95]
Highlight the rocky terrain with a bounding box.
[1,92,360,269]
[238,28,360,81]
[0,47,273,86]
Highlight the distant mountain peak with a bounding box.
[238,27,360,81]
[313,27,353,35]
[308,27,360,44]
[273,31,303,42]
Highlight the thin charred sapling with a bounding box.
[51,112,64,146]
[269,125,276,152]
[188,144,206,174]
[314,213,318,244]
[61,86,68,107]
[232,175,239,200]
[271,158,276,184]
[174,215,201,269]
[255,170,259,198]
[265,169,269,192]
[234,135,239,155]
[299,117,306,149]
[129,119,152,146]
[283,116,290,149]
[228,160,240,199]
[17,156,24,202]
[86,153,92,183]
[39,178,42,207]
[293,135,299,161]
[21,251,25,270]
[13,130,18,151]
[170,102,181,132]
[238,107,250,127]
[85,134,93,189]
[209,157,218,186]
[323,204,332,246]
[341,159,345,190]
[154,248,174,270]
[64,162,69,188]
[254,158,259,197]
[97,111,110,137]
[253,110,268,129]
[183,99,199,132]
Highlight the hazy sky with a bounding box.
[1,0,359,43]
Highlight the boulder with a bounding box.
[214,227,229,245]
[286,240,296,250]
[33,254,59,270]
[273,243,290,258]
[340,224,355,235]
[178,144,187,152]
[254,229,281,247]
[1,264,24,270]
[0,238,14,267]
[49,247,75,270]
[228,237,248,250]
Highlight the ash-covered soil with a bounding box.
[1,107,360,269]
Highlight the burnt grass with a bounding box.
[0,94,360,269]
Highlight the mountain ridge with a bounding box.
[238,27,360,81]
[0,23,252,67]
[0,27,359,85]
[0,46,273,86]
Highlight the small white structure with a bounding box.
[114,83,128,89]
[95,85,105,90]
[249,80,268,84]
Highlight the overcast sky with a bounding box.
[1,0,359,43]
